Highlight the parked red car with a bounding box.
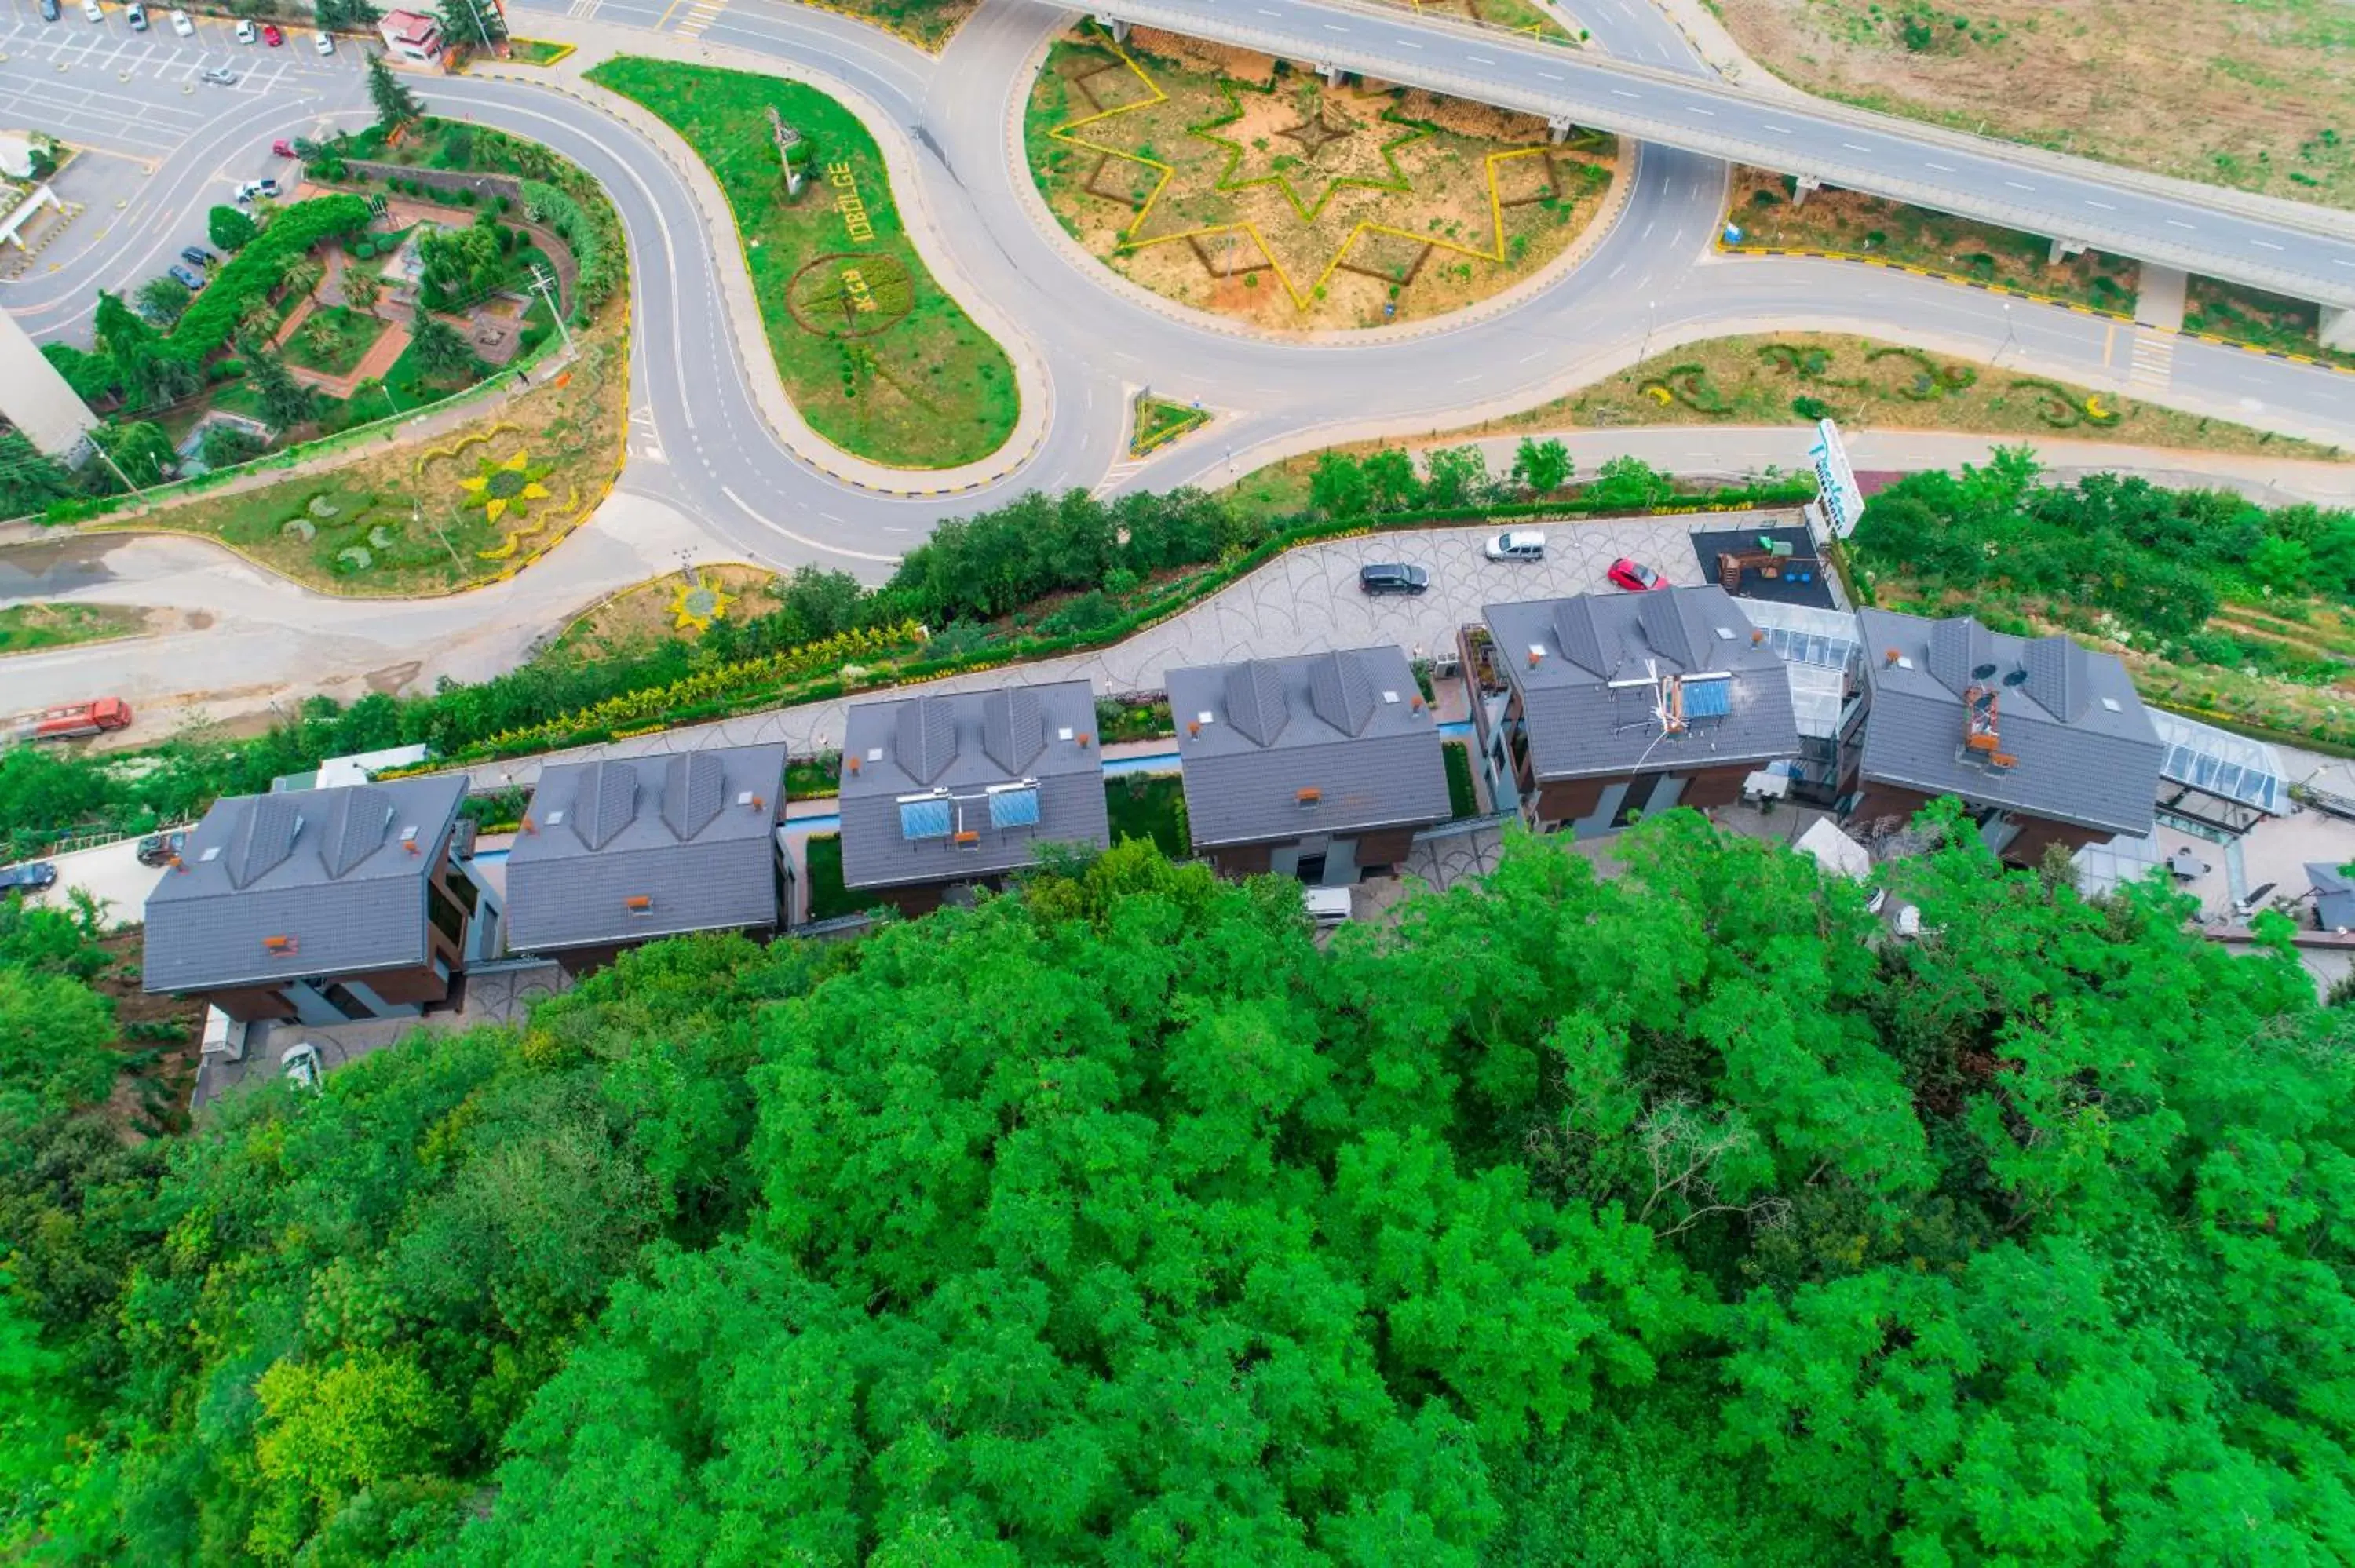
[1606,557,1666,593]
[272,138,298,158]
[260,20,282,43]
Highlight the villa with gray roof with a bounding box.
[143,775,491,1025]
[838,680,1109,915]
[505,744,790,973]
[1164,646,1450,884]
[1848,611,2160,863]
[1463,587,1799,837]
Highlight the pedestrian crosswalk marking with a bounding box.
[677,0,727,37]
[2128,330,2174,392]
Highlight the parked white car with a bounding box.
[168,7,192,34]
[280,1041,323,1092]
[81,0,102,21]
[1483,529,1547,563]
[234,17,256,41]
[313,28,334,53]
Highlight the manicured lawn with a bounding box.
[804,833,889,921]
[0,602,148,655]
[283,306,391,377]
[1104,774,1188,858]
[1132,396,1209,457]
[1441,740,1479,819]
[502,38,575,65]
[586,57,1018,470]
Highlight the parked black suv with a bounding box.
[1359,563,1429,596]
[135,830,188,867]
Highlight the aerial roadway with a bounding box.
[1076,0,2355,313]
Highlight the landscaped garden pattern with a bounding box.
[96,328,628,595]
[586,57,1019,470]
[790,0,975,49]
[1724,167,2138,312]
[1026,30,1616,330]
[1711,0,2355,211]
[1853,450,2355,752]
[1483,334,2336,458]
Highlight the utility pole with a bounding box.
[528,265,572,354]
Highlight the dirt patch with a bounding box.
[1026,30,1618,331]
[1725,167,2139,312]
[1711,0,2355,210]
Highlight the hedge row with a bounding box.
[166,195,373,370]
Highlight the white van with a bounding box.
[1302,887,1353,928]
[1484,529,1546,562]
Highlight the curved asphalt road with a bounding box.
[11,0,2355,722]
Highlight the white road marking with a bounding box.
[1537,70,1562,79]
[2167,219,2196,229]
[1689,107,1711,116]
[1925,160,1955,172]
[2251,239,2284,250]
[1467,53,1494,63]
[1612,89,1639,99]
[1762,122,1791,134]
[1393,36,1420,47]
[1841,141,1869,152]
[2003,180,2033,191]
[2083,199,2115,210]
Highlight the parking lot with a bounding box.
[0,0,370,337]
[0,3,360,149]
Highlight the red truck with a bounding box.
[10,698,133,744]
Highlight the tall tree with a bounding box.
[407,304,481,383]
[366,54,425,133]
[133,276,192,327]
[207,202,259,253]
[1509,435,1572,495]
[239,341,316,429]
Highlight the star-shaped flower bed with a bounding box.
[460,450,555,525]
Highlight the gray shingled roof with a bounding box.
[505,744,787,954]
[1164,646,1451,849]
[1853,609,2161,836]
[142,775,467,994]
[838,680,1109,890]
[1484,588,1800,781]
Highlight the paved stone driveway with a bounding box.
[466,512,1786,790]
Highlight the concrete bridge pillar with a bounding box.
[1547,115,1574,144]
[2324,306,2355,352]
[1317,60,1345,86]
[1093,13,1130,41]
[1791,174,1821,208]
[2048,236,2085,267]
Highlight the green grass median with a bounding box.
[586,57,1019,471]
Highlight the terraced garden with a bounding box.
[1025,28,1616,331]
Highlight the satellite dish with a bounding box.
[1972,662,1999,681]
[2002,668,2029,687]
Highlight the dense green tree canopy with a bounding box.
[2,810,2350,1564]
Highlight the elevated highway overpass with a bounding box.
[1075,0,2355,330]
